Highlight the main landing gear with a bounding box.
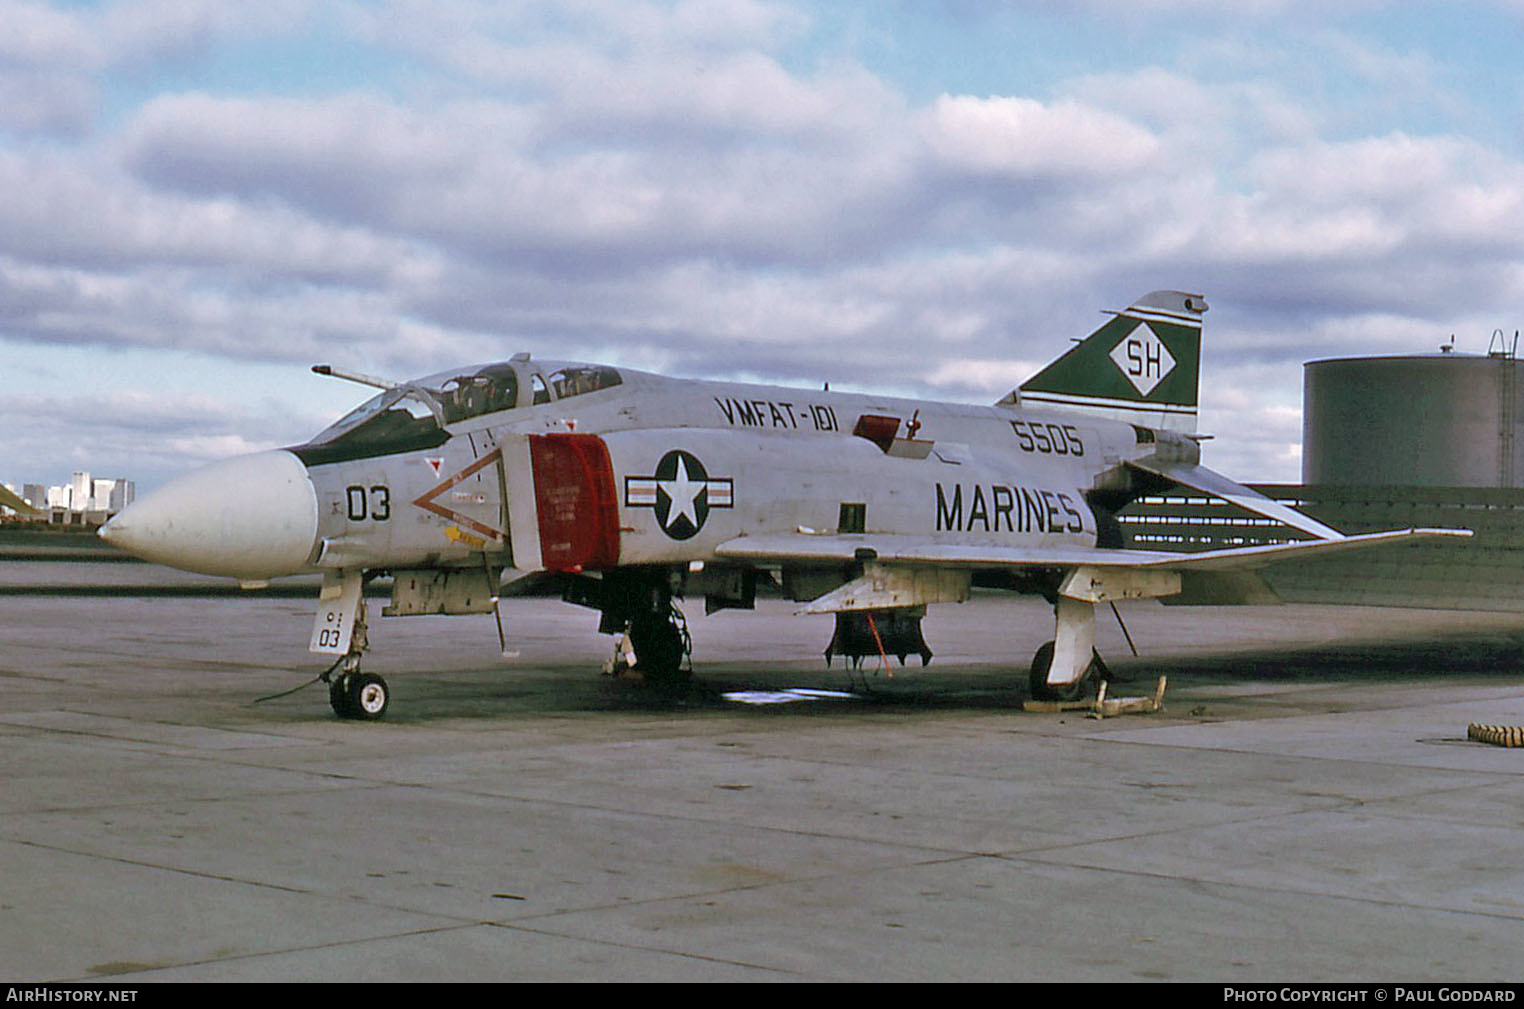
[1027,593,1110,703]
[1027,569,1168,702]
[1027,640,1110,702]
[571,568,693,690]
[625,605,692,689]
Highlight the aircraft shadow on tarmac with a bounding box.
[1122,630,1524,684]
[272,626,1524,723]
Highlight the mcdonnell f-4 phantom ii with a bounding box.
[100,291,1469,719]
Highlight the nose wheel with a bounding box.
[328,664,391,720]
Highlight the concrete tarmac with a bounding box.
[4,588,1524,982]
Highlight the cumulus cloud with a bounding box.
[0,1,102,133]
[925,358,1043,395]
[4,0,1524,491]
[920,94,1161,179]
[0,0,105,69]
[0,387,327,488]
[120,92,470,216]
[0,0,315,135]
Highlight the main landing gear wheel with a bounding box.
[1028,641,1104,703]
[628,612,690,690]
[329,671,391,720]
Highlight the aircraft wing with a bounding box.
[714,527,1471,573]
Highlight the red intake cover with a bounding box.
[529,434,620,571]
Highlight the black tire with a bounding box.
[330,674,357,718]
[348,673,390,720]
[1028,641,1089,702]
[629,614,688,688]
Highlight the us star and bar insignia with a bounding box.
[624,450,733,540]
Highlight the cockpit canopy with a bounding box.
[546,364,621,401]
[291,360,624,466]
[438,364,518,424]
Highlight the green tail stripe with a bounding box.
[1021,310,1201,408]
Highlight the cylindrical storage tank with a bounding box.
[1303,355,1524,487]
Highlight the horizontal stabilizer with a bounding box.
[1128,460,1345,541]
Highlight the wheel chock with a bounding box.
[1022,676,1167,717]
[1022,697,1094,713]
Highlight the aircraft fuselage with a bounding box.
[277,363,1179,581]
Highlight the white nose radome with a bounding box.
[100,450,320,579]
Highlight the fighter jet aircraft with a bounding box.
[100,291,1467,718]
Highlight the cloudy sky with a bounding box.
[4,0,1523,492]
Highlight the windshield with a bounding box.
[292,387,448,466]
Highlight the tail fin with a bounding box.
[1011,290,1207,433]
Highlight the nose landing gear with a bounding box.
[311,573,391,720]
